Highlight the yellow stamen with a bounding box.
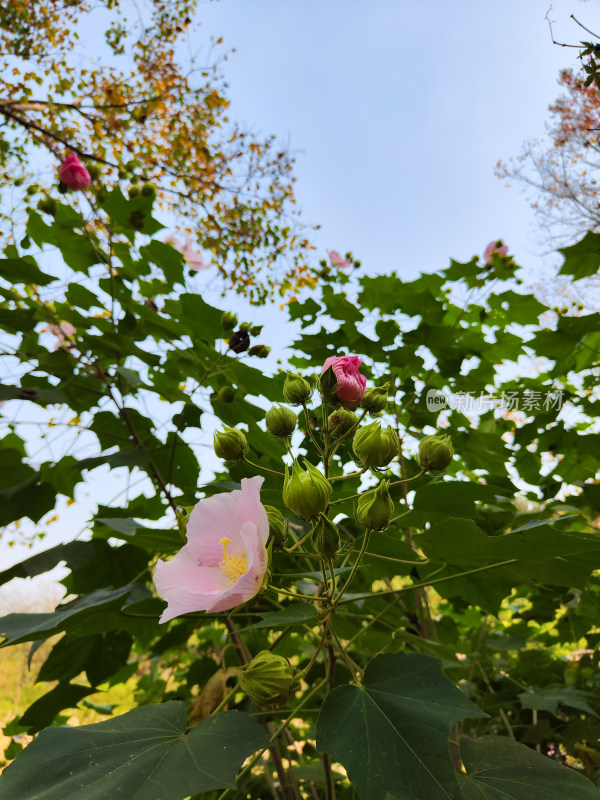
[219,537,247,583]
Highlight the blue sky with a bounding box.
[197,0,598,279]
[2,1,598,571]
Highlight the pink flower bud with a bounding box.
[321,355,367,408]
[59,154,91,190]
[328,250,351,268]
[483,240,508,264]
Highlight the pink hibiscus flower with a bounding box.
[322,355,367,408]
[59,154,91,191]
[328,250,351,268]
[154,476,269,622]
[483,240,509,264]
[47,321,77,350]
[164,233,209,271]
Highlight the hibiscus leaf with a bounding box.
[316,653,487,800]
[459,735,600,799]
[0,704,269,799]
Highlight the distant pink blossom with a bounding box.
[59,154,91,191]
[483,240,509,264]
[164,233,209,271]
[154,476,269,622]
[47,321,77,349]
[322,355,367,408]
[328,250,351,268]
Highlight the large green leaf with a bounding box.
[0,541,95,587]
[518,687,599,718]
[558,231,600,280]
[460,735,600,799]
[0,585,152,647]
[316,653,487,800]
[0,256,57,285]
[0,704,269,799]
[19,682,95,733]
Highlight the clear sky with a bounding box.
[2,0,598,573]
[196,0,598,279]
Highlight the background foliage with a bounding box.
[0,182,598,798]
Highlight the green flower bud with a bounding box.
[264,505,288,546]
[128,210,146,230]
[328,408,358,439]
[214,427,249,462]
[250,325,263,336]
[418,433,454,472]
[128,185,141,198]
[283,460,332,520]
[319,365,339,405]
[283,372,313,406]
[266,405,297,438]
[221,311,238,331]
[215,386,236,403]
[356,480,394,531]
[37,197,58,216]
[86,162,102,180]
[361,383,389,414]
[238,650,295,706]
[353,422,398,468]
[239,321,252,331]
[311,512,340,558]
[141,181,157,197]
[248,344,270,358]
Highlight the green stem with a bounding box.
[216,678,329,800]
[329,625,362,683]
[209,683,240,716]
[268,586,320,602]
[329,467,367,482]
[337,558,519,606]
[296,620,329,680]
[242,456,285,477]
[334,531,371,604]
[285,529,313,552]
[388,468,426,487]
[364,551,429,566]
[302,404,324,456]
[329,469,426,506]
[321,398,331,478]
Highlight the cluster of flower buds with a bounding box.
[209,353,455,586]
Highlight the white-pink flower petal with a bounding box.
[154,477,269,622]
